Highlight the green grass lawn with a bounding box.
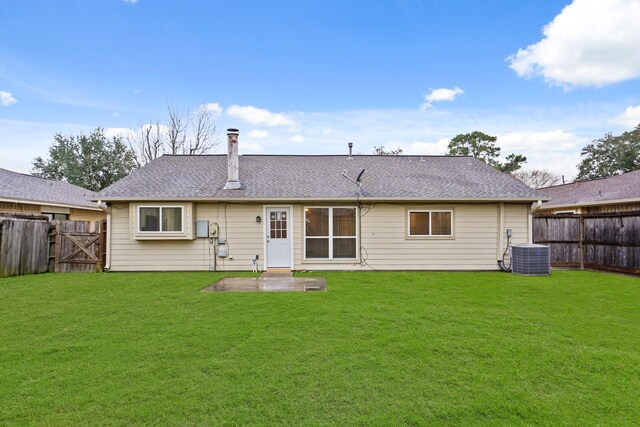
[1,270,639,425]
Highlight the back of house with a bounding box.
[95,129,543,272]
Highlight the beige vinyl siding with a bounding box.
[109,201,531,272]
[504,204,529,245]
[295,203,523,271]
[110,202,263,271]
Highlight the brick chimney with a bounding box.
[223,128,242,190]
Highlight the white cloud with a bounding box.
[249,129,269,139]
[289,134,305,143]
[123,0,138,3]
[142,123,169,132]
[240,142,265,153]
[104,127,132,138]
[401,138,451,155]
[200,102,223,115]
[497,130,586,178]
[112,112,120,117]
[226,105,295,127]
[421,87,463,109]
[105,123,169,140]
[0,91,17,106]
[611,104,640,128]
[508,0,640,87]
[133,89,142,94]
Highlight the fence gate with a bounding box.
[53,220,103,273]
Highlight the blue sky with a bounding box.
[1,0,640,179]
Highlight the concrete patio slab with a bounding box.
[203,276,327,292]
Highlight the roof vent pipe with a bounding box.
[348,142,353,159]
[223,128,242,190]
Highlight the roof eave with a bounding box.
[0,197,102,211]
[539,197,640,210]
[94,196,545,203]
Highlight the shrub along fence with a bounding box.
[0,217,104,278]
[533,212,640,275]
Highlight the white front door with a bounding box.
[266,207,291,268]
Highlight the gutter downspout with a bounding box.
[497,202,505,261]
[97,200,111,271]
[529,200,543,244]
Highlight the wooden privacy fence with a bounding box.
[0,217,104,278]
[533,213,640,275]
[0,218,50,278]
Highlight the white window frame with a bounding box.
[137,205,185,233]
[304,206,358,260]
[407,209,453,237]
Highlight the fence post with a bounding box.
[579,216,585,270]
[54,220,61,273]
[47,223,56,272]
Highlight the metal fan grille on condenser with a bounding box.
[511,244,550,276]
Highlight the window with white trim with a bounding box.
[138,206,183,232]
[408,210,453,237]
[304,207,357,259]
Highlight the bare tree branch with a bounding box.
[126,105,219,166]
[189,107,219,154]
[373,145,403,155]
[513,169,562,189]
[166,106,188,155]
[127,122,164,167]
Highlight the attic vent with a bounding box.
[511,244,550,276]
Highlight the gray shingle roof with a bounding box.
[537,169,640,209]
[0,168,99,209]
[96,154,541,201]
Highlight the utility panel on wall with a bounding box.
[196,220,209,238]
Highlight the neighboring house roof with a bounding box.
[0,168,99,210]
[537,169,640,210]
[96,154,542,201]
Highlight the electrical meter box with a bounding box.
[196,220,209,238]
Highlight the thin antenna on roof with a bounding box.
[342,168,365,194]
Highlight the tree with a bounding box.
[166,106,188,155]
[128,122,164,168]
[447,131,526,173]
[576,124,640,180]
[32,128,136,192]
[513,169,561,189]
[128,105,220,166]
[373,145,403,155]
[189,107,218,155]
[499,153,528,174]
